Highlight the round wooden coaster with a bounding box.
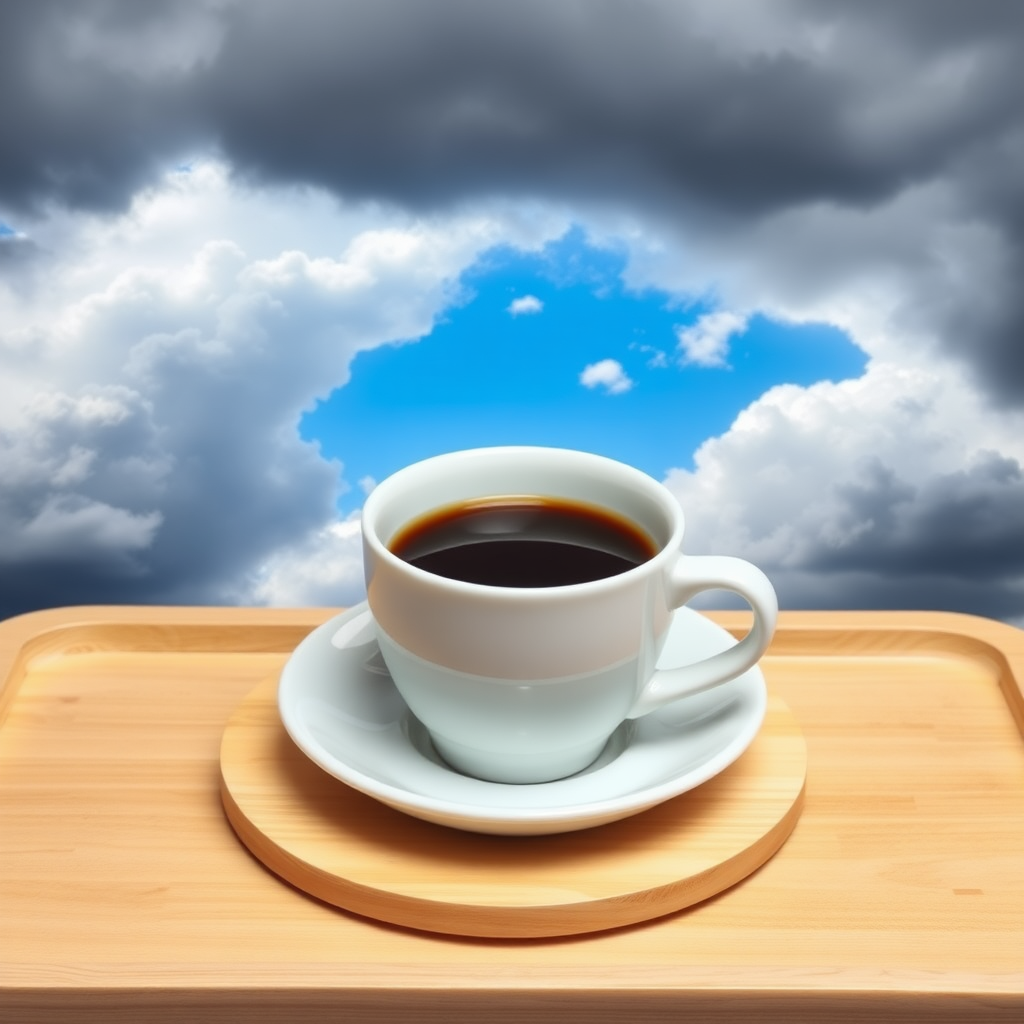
[219,677,806,938]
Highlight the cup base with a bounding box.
[430,731,609,785]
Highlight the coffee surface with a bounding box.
[389,496,657,587]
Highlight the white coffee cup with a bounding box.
[361,446,777,784]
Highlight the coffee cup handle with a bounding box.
[626,555,778,719]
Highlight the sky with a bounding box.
[1,0,1023,625]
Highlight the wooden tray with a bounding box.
[2,606,1023,1022]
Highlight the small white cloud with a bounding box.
[358,475,377,495]
[630,341,669,368]
[580,358,634,395]
[507,294,543,315]
[676,311,747,368]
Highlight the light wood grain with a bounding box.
[219,678,806,937]
[1,606,1023,1022]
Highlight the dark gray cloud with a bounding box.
[775,451,1024,622]
[819,452,1024,579]
[0,0,202,213]
[206,0,1022,212]
[763,568,1024,624]
[3,1,1017,212]
[2,0,1022,405]
[0,232,41,276]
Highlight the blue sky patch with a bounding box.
[300,228,867,510]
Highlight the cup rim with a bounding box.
[361,446,685,600]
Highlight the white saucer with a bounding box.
[277,602,767,835]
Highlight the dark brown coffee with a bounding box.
[388,495,658,587]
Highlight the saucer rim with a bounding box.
[278,602,767,830]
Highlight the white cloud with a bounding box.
[577,180,1024,621]
[579,358,634,395]
[507,294,543,315]
[675,311,747,368]
[662,359,1024,618]
[246,515,366,608]
[0,160,570,612]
